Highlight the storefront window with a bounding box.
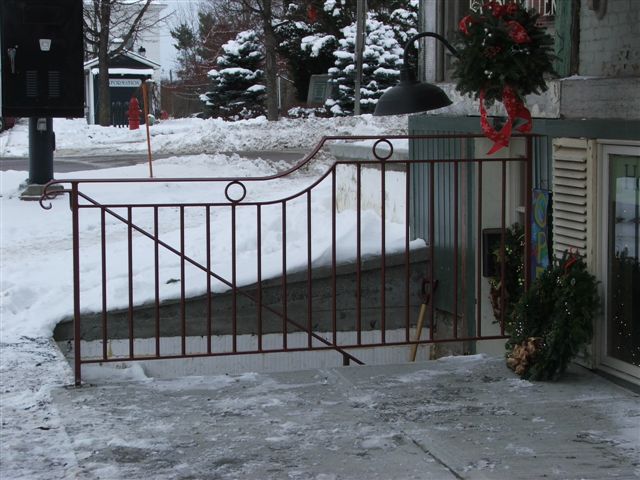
[607,153,640,367]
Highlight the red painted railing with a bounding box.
[42,134,533,385]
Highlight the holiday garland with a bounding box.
[452,1,555,153]
[488,223,525,323]
[506,251,599,381]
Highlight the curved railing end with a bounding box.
[39,180,71,210]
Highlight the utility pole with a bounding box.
[353,0,366,115]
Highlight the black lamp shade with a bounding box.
[374,81,452,116]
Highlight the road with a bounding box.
[0,150,308,173]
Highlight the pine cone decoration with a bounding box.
[507,337,543,377]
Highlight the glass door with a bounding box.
[603,145,640,379]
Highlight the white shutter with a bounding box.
[552,138,596,268]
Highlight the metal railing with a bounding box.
[42,134,533,385]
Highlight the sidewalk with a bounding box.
[3,342,638,480]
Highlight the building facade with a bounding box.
[412,0,639,384]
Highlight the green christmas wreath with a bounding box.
[452,0,556,106]
[449,1,556,153]
[506,251,600,381]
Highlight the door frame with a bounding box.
[597,140,640,384]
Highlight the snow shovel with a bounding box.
[410,277,438,362]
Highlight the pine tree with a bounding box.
[325,13,404,116]
[203,30,266,120]
[275,2,342,103]
[385,0,420,45]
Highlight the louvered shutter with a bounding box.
[552,138,596,268]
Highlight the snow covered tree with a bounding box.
[380,0,419,45]
[325,13,404,116]
[170,3,254,89]
[203,30,266,119]
[275,2,339,102]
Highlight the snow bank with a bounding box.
[0,113,409,158]
[1,114,417,342]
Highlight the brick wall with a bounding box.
[579,0,640,77]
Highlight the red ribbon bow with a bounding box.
[459,15,474,35]
[479,86,532,155]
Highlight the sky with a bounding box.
[158,0,203,78]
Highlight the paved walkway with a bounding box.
[7,352,638,480]
[0,150,307,173]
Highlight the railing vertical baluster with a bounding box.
[356,163,362,345]
[180,206,186,356]
[381,160,386,344]
[71,183,82,386]
[128,206,134,359]
[101,208,107,361]
[476,159,483,338]
[429,162,435,342]
[307,191,312,349]
[154,206,160,357]
[257,205,263,351]
[231,204,237,352]
[205,206,212,355]
[454,160,459,339]
[405,162,411,343]
[332,167,337,346]
[282,202,288,350]
[525,135,533,293]
[500,160,507,336]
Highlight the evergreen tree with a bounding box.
[203,30,266,120]
[170,6,250,88]
[325,13,403,116]
[275,2,339,102]
[385,0,420,45]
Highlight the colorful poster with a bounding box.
[531,189,551,281]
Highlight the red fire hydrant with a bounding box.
[128,96,141,130]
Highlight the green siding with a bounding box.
[408,127,475,333]
[554,0,574,77]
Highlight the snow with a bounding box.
[1,115,413,342]
[2,115,639,479]
[91,68,155,76]
[301,34,337,58]
[0,114,408,158]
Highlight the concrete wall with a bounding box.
[579,0,640,77]
[54,248,430,344]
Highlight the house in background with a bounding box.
[84,50,160,125]
[83,1,167,124]
[410,0,639,384]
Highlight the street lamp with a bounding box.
[374,32,460,116]
[137,45,146,56]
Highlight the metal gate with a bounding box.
[41,134,533,385]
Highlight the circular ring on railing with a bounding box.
[224,180,247,204]
[372,138,393,161]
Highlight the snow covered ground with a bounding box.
[0,113,413,477]
[1,114,412,341]
[1,115,639,479]
[0,114,409,158]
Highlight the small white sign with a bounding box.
[39,39,52,51]
[109,78,142,88]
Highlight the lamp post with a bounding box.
[374,32,460,116]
